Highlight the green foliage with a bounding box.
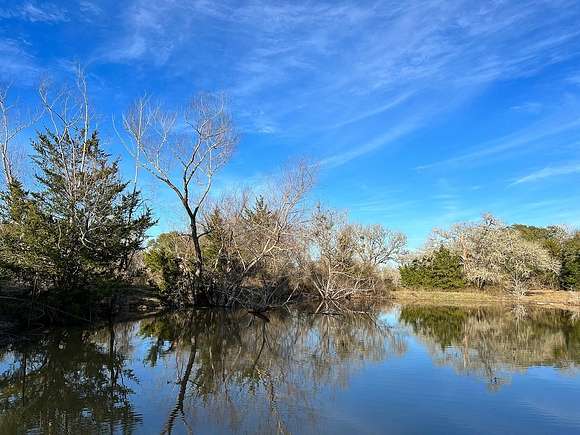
[0,129,154,301]
[513,224,579,290]
[560,232,580,290]
[0,181,56,284]
[201,208,241,291]
[242,195,272,225]
[143,232,195,300]
[400,306,468,349]
[400,247,466,290]
[512,224,566,258]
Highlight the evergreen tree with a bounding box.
[513,224,578,290]
[31,130,154,291]
[0,129,154,297]
[0,181,55,286]
[143,232,193,299]
[400,247,466,289]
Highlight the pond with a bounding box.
[1,303,579,434]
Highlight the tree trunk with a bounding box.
[190,219,205,303]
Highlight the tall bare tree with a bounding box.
[122,93,237,301]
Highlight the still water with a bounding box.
[1,303,579,434]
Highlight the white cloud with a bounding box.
[79,1,102,17]
[511,102,543,114]
[100,1,580,91]
[320,118,421,168]
[512,162,580,184]
[0,39,42,82]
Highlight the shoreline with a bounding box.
[387,288,580,312]
[2,288,579,347]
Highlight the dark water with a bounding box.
[1,303,580,434]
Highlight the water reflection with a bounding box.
[400,305,580,390]
[1,304,579,434]
[0,324,142,433]
[138,308,405,434]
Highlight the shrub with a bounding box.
[143,232,196,302]
[513,224,567,287]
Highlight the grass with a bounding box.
[388,287,580,311]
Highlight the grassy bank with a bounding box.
[388,288,580,311]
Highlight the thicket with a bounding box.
[561,233,580,290]
[513,224,580,290]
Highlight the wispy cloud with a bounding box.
[0,38,42,82]
[79,1,102,17]
[0,2,68,23]
[92,0,580,165]
[418,116,580,170]
[511,101,543,114]
[512,162,580,185]
[320,118,421,168]
[327,91,416,130]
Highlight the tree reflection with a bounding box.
[0,322,141,434]
[138,306,405,434]
[4,303,574,433]
[400,305,580,390]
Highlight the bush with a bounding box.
[513,224,566,287]
[400,247,466,290]
[143,232,196,302]
[561,232,580,290]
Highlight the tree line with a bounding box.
[400,214,579,294]
[0,71,578,325]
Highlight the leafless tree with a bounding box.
[305,207,365,300]
[352,223,407,267]
[204,162,314,308]
[122,93,237,301]
[304,208,408,300]
[0,85,41,187]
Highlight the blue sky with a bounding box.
[1,0,580,247]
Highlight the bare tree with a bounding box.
[0,85,41,187]
[122,93,237,301]
[305,207,365,300]
[203,162,314,308]
[352,224,407,267]
[304,208,408,300]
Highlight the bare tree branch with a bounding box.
[123,92,238,302]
